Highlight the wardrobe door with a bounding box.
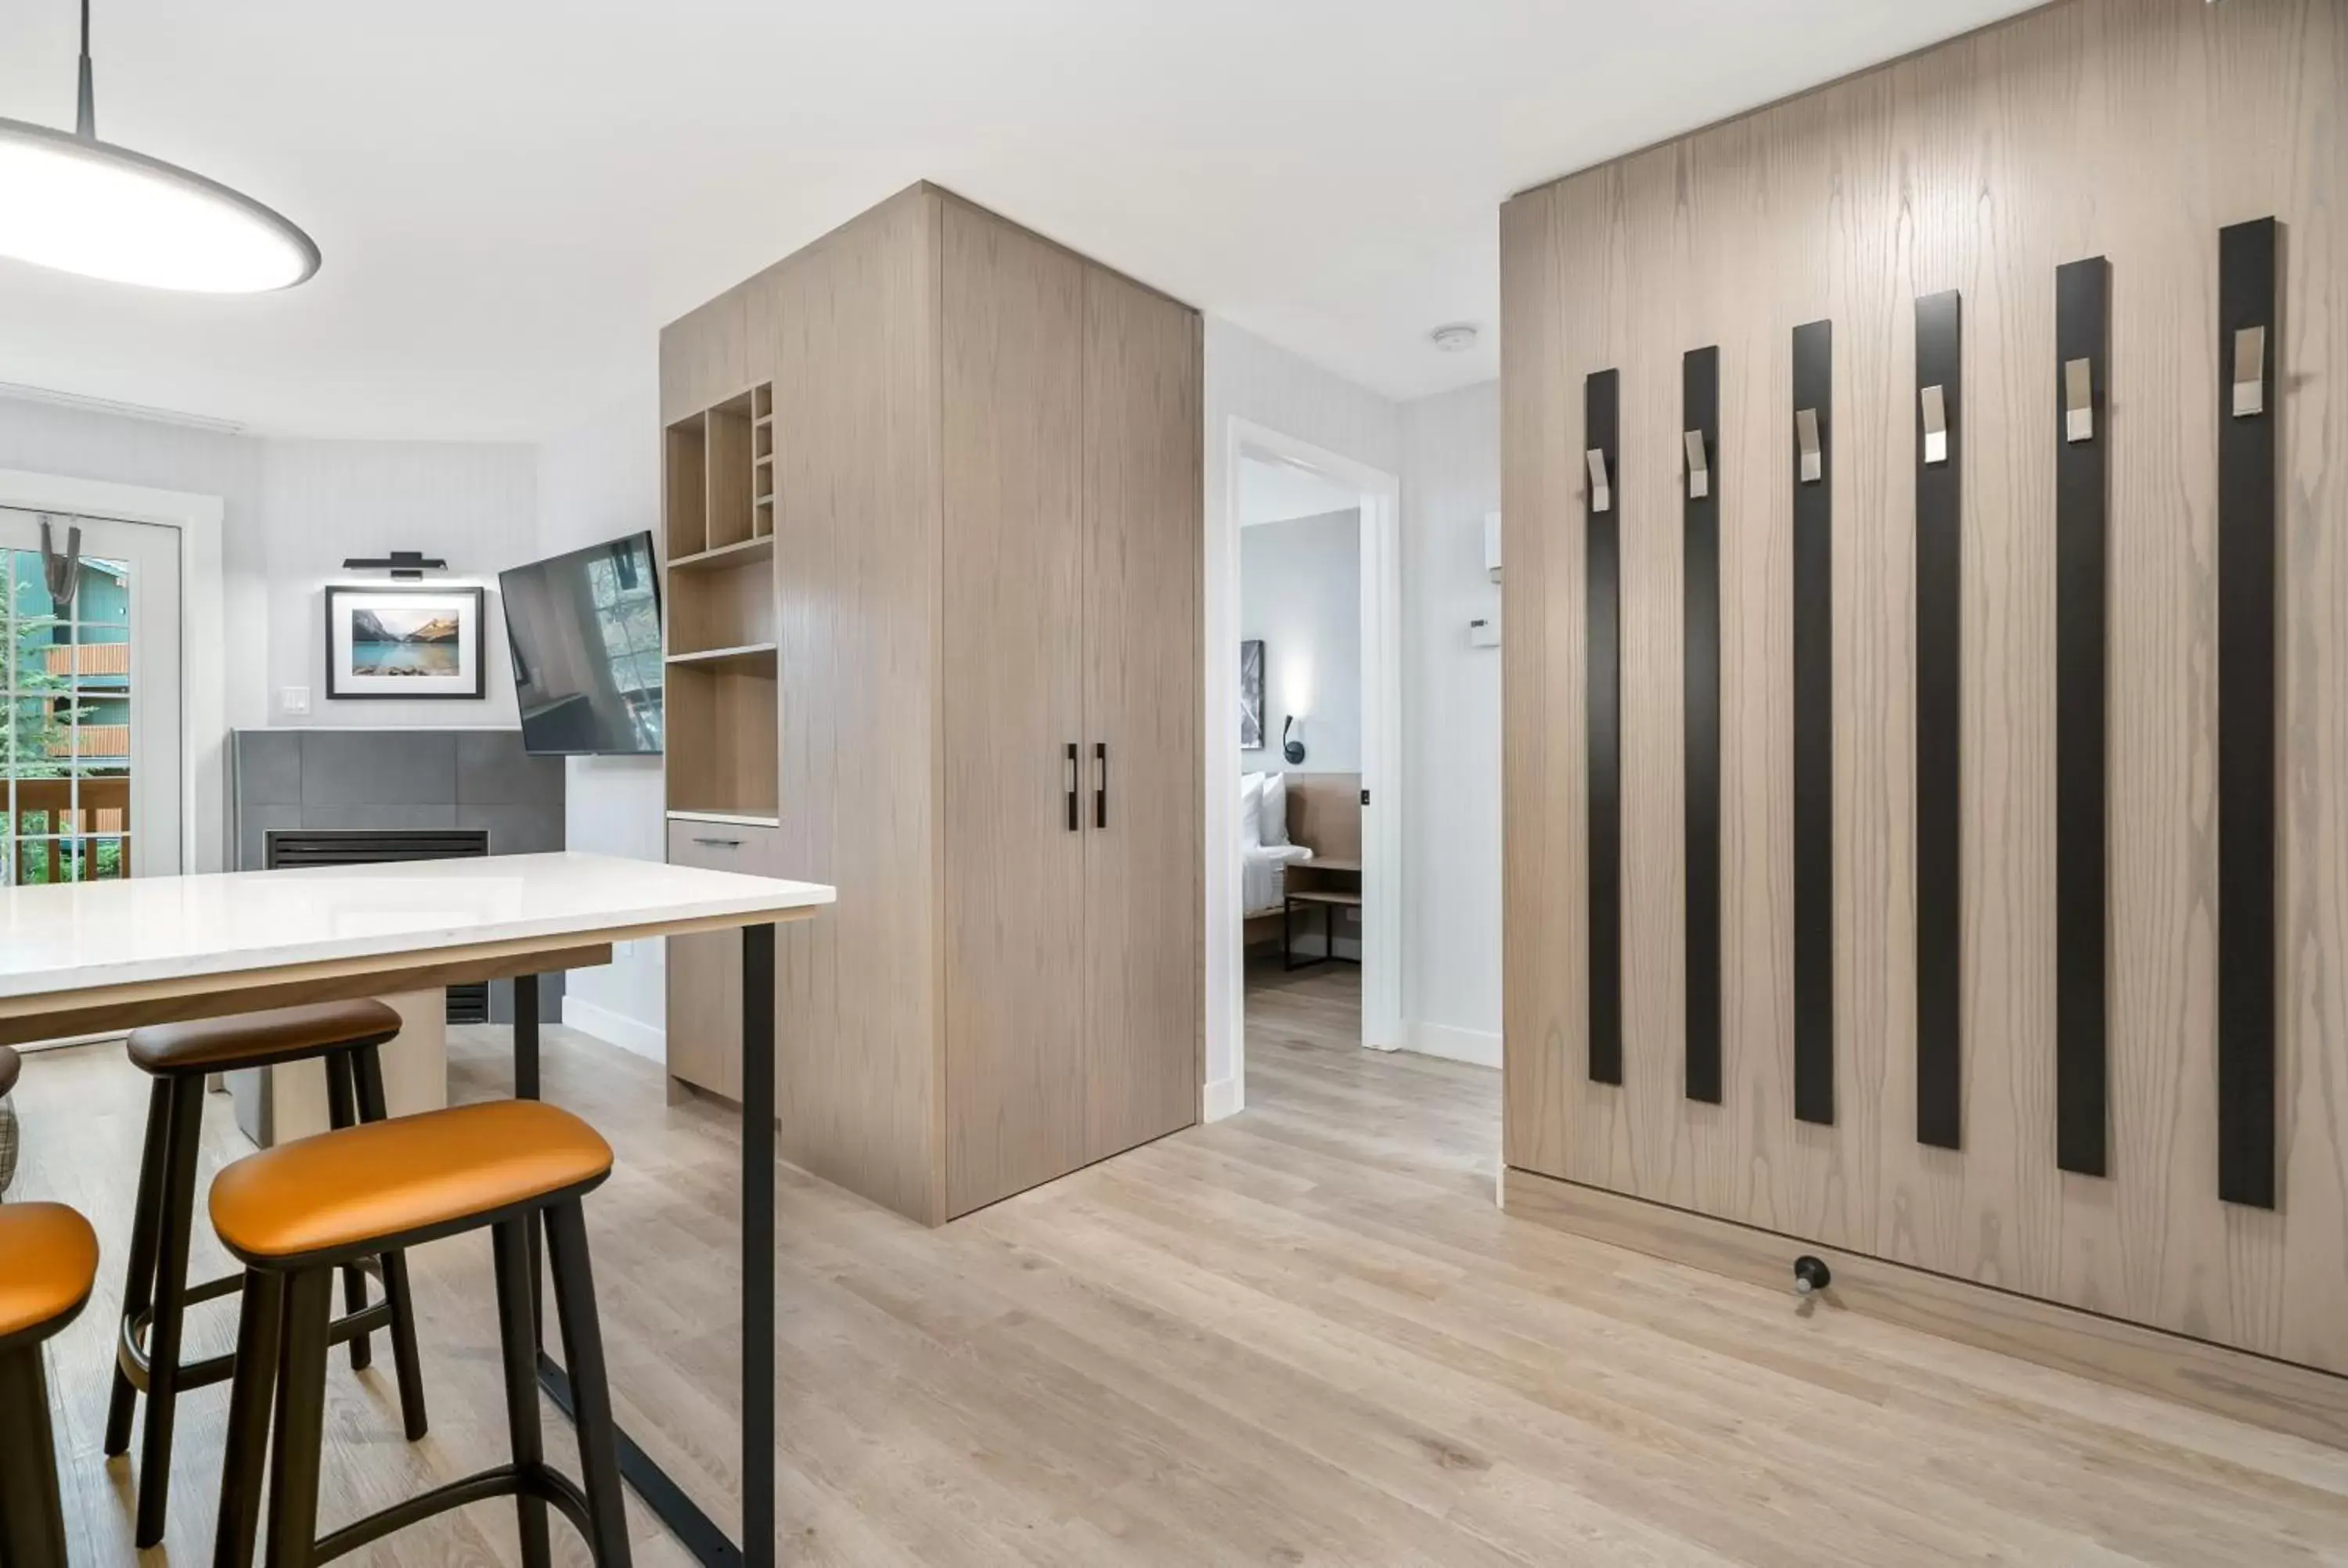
[1081,265,1204,1161]
[941,201,1089,1217]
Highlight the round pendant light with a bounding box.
[0,2,319,293]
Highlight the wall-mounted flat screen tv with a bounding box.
[499,531,664,756]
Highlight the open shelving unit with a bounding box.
[665,381,778,822]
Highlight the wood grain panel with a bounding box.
[941,200,1088,1218]
[658,289,747,428]
[1080,264,1205,1164]
[769,185,946,1224]
[1502,0,2348,1372]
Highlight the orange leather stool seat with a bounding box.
[0,1041,20,1099]
[211,1100,614,1265]
[0,1203,98,1347]
[126,998,402,1077]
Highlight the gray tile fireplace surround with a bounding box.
[230,728,567,1020]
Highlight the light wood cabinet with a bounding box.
[663,184,1202,1225]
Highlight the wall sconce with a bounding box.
[340,550,448,581]
[1283,714,1307,765]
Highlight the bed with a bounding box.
[1242,771,1361,950]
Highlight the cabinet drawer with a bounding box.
[667,818,784,875]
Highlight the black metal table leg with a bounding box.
[513,974,544,1349]
[526,924,780,1568]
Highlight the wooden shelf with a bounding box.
[668,536,773,573]
[667,642,776,673]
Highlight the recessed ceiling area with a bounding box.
[0,0,2040,440]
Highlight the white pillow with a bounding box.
[1260,770,1290,847]
[1240,772,1266,848]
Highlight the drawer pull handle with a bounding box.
[693,836,744,849]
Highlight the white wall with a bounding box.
[1240,508,1362,775]
[533,376,669,1060]
[259,439,535,728]
[1400,382,1503,1066]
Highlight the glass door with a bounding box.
[0,509,182,883]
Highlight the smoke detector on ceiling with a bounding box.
[1430,323,1479,354]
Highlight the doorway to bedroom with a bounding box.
[1238,451,1372,1065]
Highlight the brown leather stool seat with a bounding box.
[212,1101,613,1263]
[211,1101,632,1566]
[127,998,401,1076]
[0,1041,21,1099]
[0,1203,100,1568]
[106,998,428,1549]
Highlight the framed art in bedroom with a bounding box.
[323,584,488,699]
[1241,638,1266,750]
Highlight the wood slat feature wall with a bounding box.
[1791,322,1835,1126]
[2217,215,2279,1211]
[1500,0,2348,1374]
[1913,290,1964,1152]
[2054,256,2111,1178]
[1586,369,1623,1087]
[1683,347,1723,1105]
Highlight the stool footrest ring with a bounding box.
[308,1462,596,1565]
[116,1262,392,1394]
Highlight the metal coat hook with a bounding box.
[2064,357,2095,444]
[1683,430,1709,500]
[1921,384,1950,466]
[39,517,82,612]
[1585,448,1612,513]
[1795,408,1823,484]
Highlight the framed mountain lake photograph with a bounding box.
[324,584,487,699]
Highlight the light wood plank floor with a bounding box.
[9,999,2348,1565]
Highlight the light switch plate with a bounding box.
[281,685,310,715]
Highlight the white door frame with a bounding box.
[0,468,225,875]
[1212,417,1403,1118]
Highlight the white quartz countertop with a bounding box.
[0,851,834,1001]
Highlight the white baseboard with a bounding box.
[1405,1021,1502,1069]
[1203,1074,1244,1122]
[561,996,666,1063]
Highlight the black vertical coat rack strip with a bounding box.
[1586,369,1623,1086]
[1914,290,1964,1151]
[2054,257,2111,1178]
[2217,217,2279,1210]
[1683,347,1723,1105]
[1791,321,1835,1125]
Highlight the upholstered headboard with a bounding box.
[1283,772,1361,860]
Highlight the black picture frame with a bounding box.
[323,584,488,700]
[1241,638,1266,750]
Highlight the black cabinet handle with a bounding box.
[1095,743,1108,829]
[693,836,744,849]
[1065,743,1079,832]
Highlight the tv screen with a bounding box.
[499,532,664,756]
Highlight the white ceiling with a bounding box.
[0,0,2040,441]
[1241,455,1362,528]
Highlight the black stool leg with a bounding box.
[545,1199,632,1567]
[134,1074,206,1548]
[212,1268,283,1568]
[322,1052,374,1374]
[352,1046,430,1441]
[492,1218,554,1568]
[103,1075,172,1458]
[265,1269,333,1568]
[0,1343,68,1568]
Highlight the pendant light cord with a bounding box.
[75,0,95,139]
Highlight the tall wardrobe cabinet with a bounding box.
[661,185,1203,1225]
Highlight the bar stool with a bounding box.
[209,1099,632,1568]
[106,1000,430,1547]
[0,1201,100,1568]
